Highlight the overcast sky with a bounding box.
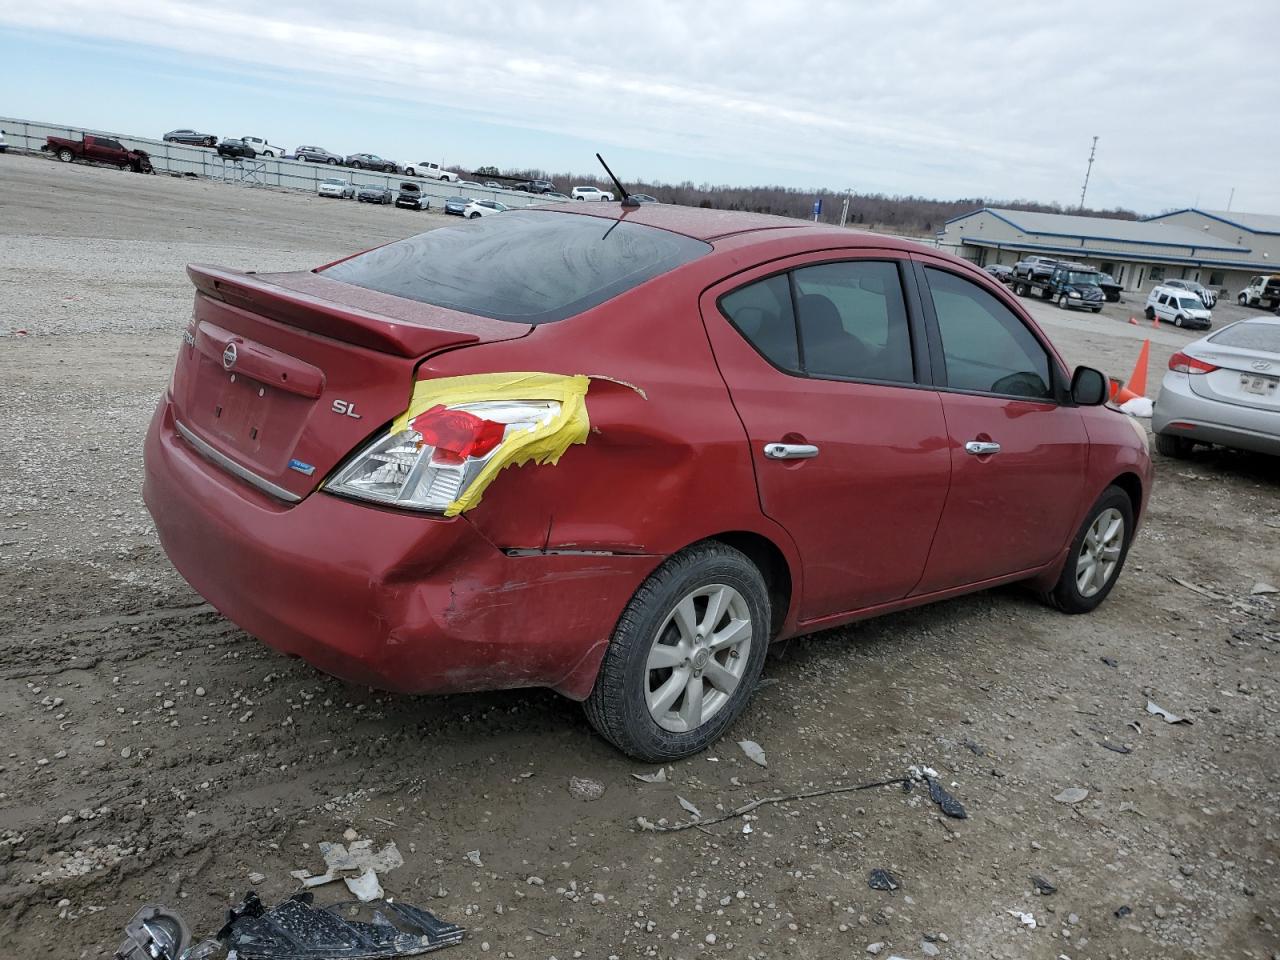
[2,0,1276,214]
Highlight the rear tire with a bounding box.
[1043,486,1134,615]
[584,542,770,762]
[205,137,216,147]
[327,158,337,165]
[57,148,73,163]
[1154,432,1193,458]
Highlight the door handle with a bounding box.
[764,442,820,460]
[964,440,1002,456]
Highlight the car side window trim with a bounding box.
[714,256,933,390]
[909,258,1067,405]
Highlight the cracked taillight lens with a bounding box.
[326,400,559,512]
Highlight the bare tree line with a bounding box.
[463,165,1138,237]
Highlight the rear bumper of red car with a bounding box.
[143,398,652,699]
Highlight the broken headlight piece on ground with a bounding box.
[113,891,463,960]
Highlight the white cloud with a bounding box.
[3,0,1277,211]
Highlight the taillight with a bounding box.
[1168,351,1218,374]
[325,373,591,516]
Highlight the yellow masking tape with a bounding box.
[391,372,591,516]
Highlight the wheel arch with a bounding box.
[1109,470,1144,522]
[705,531,794,639]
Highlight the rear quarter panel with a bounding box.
[411,256,802,585]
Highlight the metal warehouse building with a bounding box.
[938,207,1279,299]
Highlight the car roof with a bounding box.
[521,202,942,246]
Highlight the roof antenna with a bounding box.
[596,153,640,207]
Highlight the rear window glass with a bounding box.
[321,211,709,324]
[1209,321,1280,353]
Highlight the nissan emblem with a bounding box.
[222,342,238,370]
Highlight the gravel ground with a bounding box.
[1,153,1278,960]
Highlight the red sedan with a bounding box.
[143,205,1153,761]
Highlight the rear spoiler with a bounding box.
[186,264,485,358]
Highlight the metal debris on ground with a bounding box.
[567,776,606,801]
[1100,656,1118,668]
[1054,787,1089,804]
[1030,875,1057,895]
[219,891,464,958]
[464,850,483,867]
[113,905,193,960]
[631,768,669,783]
[738,739,768,767]
[961,737,986,756]
[1114,904,1133,918]
[1166,576,1232,601]
[633,775,911,832]
[1099,739,1132,754]
[1146,700,1193,724]
[867,868,900,892]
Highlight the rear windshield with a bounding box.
[1209,321,1280,354]
[321,211,710,324]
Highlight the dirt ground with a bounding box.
[1,153,1277,960]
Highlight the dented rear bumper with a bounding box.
[143,398,654,699]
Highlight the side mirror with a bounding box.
[1071,366,1107,406]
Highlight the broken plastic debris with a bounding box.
[320,840,404,875]
[1054,787,1089,804]
[1099,740,1132,755]
[464,850,482,867]
[1007,909,1037,929]
[219,891,464,958]
[114,904,191,960]
[346,869,384,903]
[631,768,669,784]
[677,796,702,819]
[738,740,767,767]
[1030,875,1057,895]
[1146,700,1192,724]
[1100,656,1118,668]
[1251,582,1278,595]
[925,776,968,819]
[961,738,985,757]
[867,868,900,892]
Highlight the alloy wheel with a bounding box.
[645,584,752,733]
[1076,507,1124,598]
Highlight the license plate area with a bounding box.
[1240,373,1278,396]
[187,354,312,473]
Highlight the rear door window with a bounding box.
[719,275,800,373]
[322,211,709,324]
[923,267,1054,400]
[791,261,914,383]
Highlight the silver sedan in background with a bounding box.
[1153,316,1280,458]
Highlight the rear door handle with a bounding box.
[764,442,820,460]
[964,440,1002,456]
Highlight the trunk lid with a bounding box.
[1187,323,1280,413]
[171,265,530,501]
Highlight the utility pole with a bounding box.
[839,191,851,228]
[1227,187,1235,212]
[1078,136,1098,212]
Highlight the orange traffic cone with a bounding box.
[1128,316,1138,325]
[1151,313,1159,328]
[1127,339,1151,397]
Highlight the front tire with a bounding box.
[1043,486,1134,614]
[327,158,337,165]
[1144,306,1156,320]
[1058,294,1070,309]
[205,137,216,147]
[1239,293,1248,305]
[405,167,416,176]
[468,212,480,218]
[584,542,770,762]
[1174,314,1184,328]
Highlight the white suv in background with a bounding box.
[463,199,508,219]
[571,185,614,201]
[242,136,285,158]
[406,161,460,182]
[1145,286,1213,330]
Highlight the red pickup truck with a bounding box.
[42,134,153,173]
